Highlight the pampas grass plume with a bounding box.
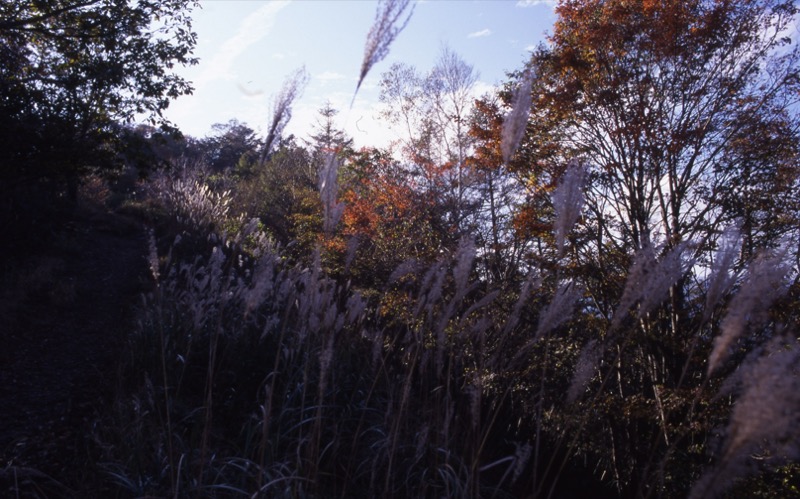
[707,250,790,376]
[355,0,414,101]
[691,336,800,498]
[567,339,602,403]
[501,69,533,164]
[552,160,586,258]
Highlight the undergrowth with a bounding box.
[87,168,799,498]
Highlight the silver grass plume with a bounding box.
[354,0,413,104]
[611,243,656,331]
[452,236,476,300]
[535,280,580,340]
[567,339,603,403]
[436,238,476,375]
[552,160,586,258]
[611,242,692,330]
[637,241,693,318]
[244,250,278,317]
[147,227,159,283]
[509,279,578,367]
[320,152,345,234]
[345,235,360,272]
[501,69,533,164]
[261,66,309,163]
[388,259,423,284]
[690,336,800,499]
[707,249,790,376]
[501,272,541,337]
[512,442,533,484]
[703,223,742,323]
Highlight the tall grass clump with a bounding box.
[91,160,800,498]
[90,1,800,495]
[93,172,579,497]
[97,176,370,495]
[149,170,235,234]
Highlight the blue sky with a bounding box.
[163,0,557,147]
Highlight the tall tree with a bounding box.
[467,96,532,283]
[0,0,198,256]
[0,0,198,185]
[202,120,262,173]
[379,45,480,244]
[527,0,800,257]
[508,1,800,493]
[306,101,354,180]
[520,0,800,328]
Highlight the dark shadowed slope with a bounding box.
[0,205,151,496]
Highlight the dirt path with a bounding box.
[0,207,151,496]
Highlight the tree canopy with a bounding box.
[526,0,800,254]
[0,0,198,185]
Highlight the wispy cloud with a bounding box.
[516,0,555,7]
[316,71,346,81]
[472,80,499,98]
[468,28,492,38]
[197,1,290,87]
[237,82,265,99]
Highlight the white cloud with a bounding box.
[516,0,555,7]
[343,100,400,150]
[472,80,500,99]
[282,89,397,150]
[197,1,290,87]
[316,71,346,81]
[468,28,492,39]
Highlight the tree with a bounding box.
[232,137,317,248]
[425,45,479,231]
[336,147,441,290]
[379,46,480,242]
[202,120,262,173]
[306,101,354,180]
[0,0,198,184]
[0,0,198,256]
[510,0,800,493]
[518,0,800,332]
[528,0,800,257]
[467,96,531,283]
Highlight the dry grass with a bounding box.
[81,1,800,495]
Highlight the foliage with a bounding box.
[0,0,198,182]
[6,1,800,497]
[334,147,442,290]
[0,0,198,258]
[527,0,800,253]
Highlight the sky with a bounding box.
[162,0,558,148]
